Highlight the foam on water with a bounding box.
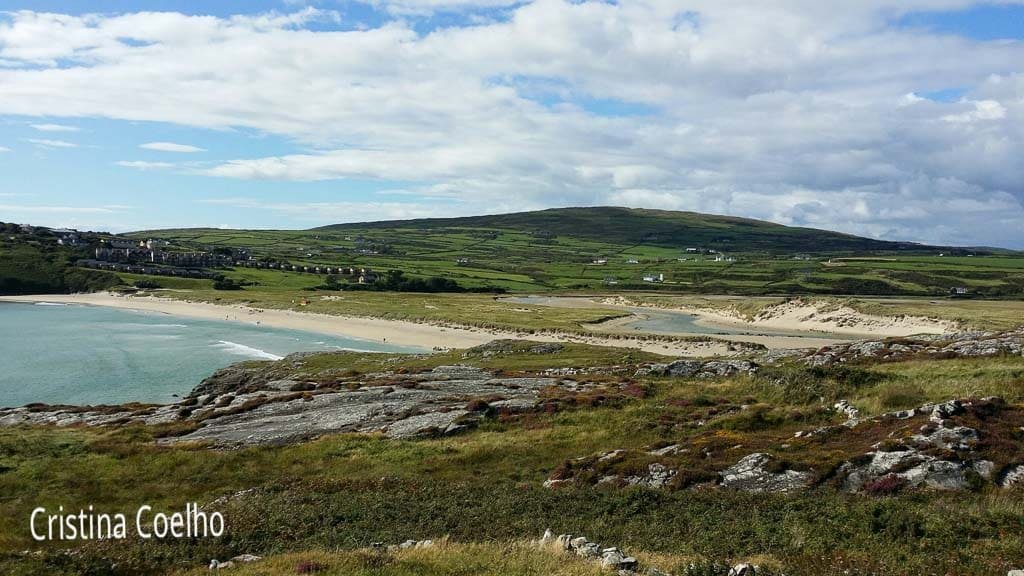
[0,301,423,407]
[214,340,285,361]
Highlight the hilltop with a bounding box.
[115,207,1024,296]
[313,206,933,254]
[4,210,1024,296]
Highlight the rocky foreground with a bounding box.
[1,330,1021,485]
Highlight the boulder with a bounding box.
[623,463,677,489]
[840,448,972,492]
[1000,465,1024,488]
[720,453,812,493]
[728,564,756,576]
[911,425,978,451]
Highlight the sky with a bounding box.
[0,1,1022,248]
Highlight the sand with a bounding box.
[686,300,954,337]
[0,293,745,357]
[594,295,955,338]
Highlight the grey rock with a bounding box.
[625,463,677,489]
[720,453,812,493]
[911,425,977,451]
[930,400,964,424]
[840,448,972,492]
[1000,464,1024,488]
[528,343,565,355]
[648,444,682,457]
[973,460,996,480]
[728,564,756,576]
[665,360,703,377]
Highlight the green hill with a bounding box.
[314,206,929,254]
[119,207,1024,296]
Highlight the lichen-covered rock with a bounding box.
[839,448,973,492]
[719,453,812,493]
[911,425,978,451]
[641,359,759,378]
[802,329,1023,366]
[729,563,756,576]
[624,463,677,488]
[1000,465,1024,488]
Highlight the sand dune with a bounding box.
[688,299,955,337]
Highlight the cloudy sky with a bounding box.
[0,1,1022,247]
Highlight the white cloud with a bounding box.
[139,142,206,153]
[115,160,175,170]
[25,138,77,148]
[199,197,457,224]
[30,123,78,132]
[0,146,10,152]
[942,99,1008,123]
[0,3,1023,246]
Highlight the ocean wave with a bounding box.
[113,322,189,329]
[33,302,68,306]
[213,340,284,360]
[325,345,375,352]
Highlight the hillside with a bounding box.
[314,206,932,254]
[118,207,1024,296]
[0,224,119,295]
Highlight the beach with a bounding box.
[594,295,955,338]
[0,293,763,356]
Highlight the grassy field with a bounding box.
[3,344,1024,575]
[125,208,1024,297]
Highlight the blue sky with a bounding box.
[1,1,1022,247]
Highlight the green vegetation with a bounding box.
[3,344,1024,575]
[0,226,118,294]
[5,210,1023,297]
[127,208,1024,296]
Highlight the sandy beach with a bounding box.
[592,295,955,338]
[0,293,759,357]
[683,300,953,337]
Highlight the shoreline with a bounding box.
[587,295,956,338]
[0,293,759,357]
[581,313,847,350]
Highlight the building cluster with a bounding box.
[94,245,234,268]
[77,260,219,279]
[233,260,378,283]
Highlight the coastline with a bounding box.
[581,313,847,350]
[592,295,955,338]
[0,293,751,357]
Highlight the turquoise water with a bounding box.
[0,302,422,408]
[505,296,855,339]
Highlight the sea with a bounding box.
[0,301,422,408]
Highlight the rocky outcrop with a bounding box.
[803,329,1023,366]
[838,448,976,492]
[637,359,759,378]
[0,364,600,447]
[548,532,640,573]
[548,396,1022,495]
[719,453,813,493]
[1001,465,1024,488]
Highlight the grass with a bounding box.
[173,543,617,576]
[121,208,1024,297]
[129,286,638,335]
[2,350,1024,574]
